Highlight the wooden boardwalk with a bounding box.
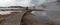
[0,11,27,25]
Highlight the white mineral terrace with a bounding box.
[0,11,22,15]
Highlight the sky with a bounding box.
[0,0,46,7]
[0,0,32,7]
[0,0,15,7]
